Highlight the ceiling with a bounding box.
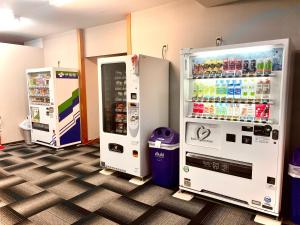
[0,0,176,44]
[194,0,240,7]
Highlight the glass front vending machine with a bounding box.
[179,39,292,216]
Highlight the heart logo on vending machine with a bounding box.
[197,125,211,141]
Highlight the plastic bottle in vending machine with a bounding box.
[216,80,221,101]
[209,80,216,100]
[227,103,233,120]
[262,79,271,100]
[241,79,248,100]
[248,79,256,100]
[215,103,221,118]
[264,58,272,75]
[221,103,227,119]
[208,103,215,118]
[233,103,240,120]
[255,79,264,100]
[226,79,234,101]
[220,80,227,101]
[203,103,210,118]
[247,104,255,121]
[256,59,264,75]
[203,81,210,100]
[234,79,242,100]
[240,104,248,121]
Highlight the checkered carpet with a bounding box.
[0,144,258,225]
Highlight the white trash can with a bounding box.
[19,119,32,145]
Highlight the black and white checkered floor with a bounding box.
[0,144,258,225]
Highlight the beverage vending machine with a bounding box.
[98,55,169,178]
[26,67,81,148]
[179,39,292,216]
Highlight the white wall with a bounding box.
[43,30,79,68]
[84,20,127,57]
[0,43,44,143]
[131,0,300,131]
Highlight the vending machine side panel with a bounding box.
[139,55,169,177]
[53,67,81,148]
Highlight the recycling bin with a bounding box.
[149,127,179,188]
[289,147,300,225]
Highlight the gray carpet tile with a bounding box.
[10,191,62,217]
[4,162,39,173]
[7,182,44,198]
[70,186,121,212]
[200,205,257,225]
[32,171,74,189]
[98,196,151,224]
[158,195,209,218]
[139,208,190,225]
[47,180,94,200]
[67,153,99,164]
[46,159,80,171]
[61,164,99,178]
[101,176,138,195]
[73,213,120,225]
[81,172,112,186]
[0,206,28,225]
[29,201,90,225]
[0,175,26,189]
[0,144,258,225]
[32,155,64,166]
[128,184,174,206]
[15,166,55,182]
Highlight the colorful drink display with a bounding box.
[192,78,271,102]
[192,102,270,122]
[192,57,273,78]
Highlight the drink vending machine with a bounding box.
[179,39,292,216]
[26,67,81,148]
[98,55,169,178]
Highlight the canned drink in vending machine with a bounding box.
[242,59,250,75]
[249,59,257,74]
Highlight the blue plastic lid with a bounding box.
[291,147,300,166]
[149,127,179,145]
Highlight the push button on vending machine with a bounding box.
[242,135,252,145]
[226,134,236,142]
[272,129,279,140]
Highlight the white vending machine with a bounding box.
[179,39,292,216]
[26,67,81,148]
[98,55,169,178]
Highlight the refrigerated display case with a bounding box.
[26,67,81,148]
[179,39,292,216]
[98,55,169,178]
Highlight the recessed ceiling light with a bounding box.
[49,0,73,7]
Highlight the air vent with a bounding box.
[195,0,240,7]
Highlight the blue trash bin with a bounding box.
[289,147,300,225]
[149,127,179,188]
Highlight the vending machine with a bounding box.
[26,67,81,148]
[179,39,292,216]
[98,55,169,178]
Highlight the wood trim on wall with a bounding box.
[126,13,132,55]
[77,29,88,144]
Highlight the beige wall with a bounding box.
[85,57,99,140]
[0,43,44,143]
[132,0,300,131]
[43,30,79,68]
[84,20,127,57]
